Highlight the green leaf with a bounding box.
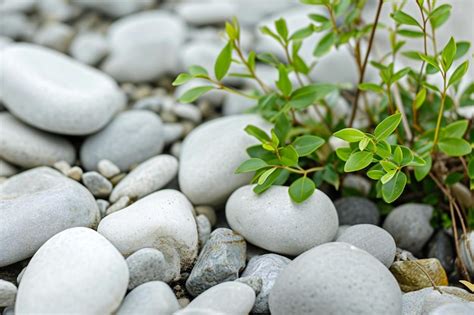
[290,25,314,40]
[290,84,337,109]
[301,0,329,5]
[258,168,277,185]
[391,11,421,27]
[375,140,392,159]
[225,22,237,40]
[289,176,315,203]
[322,164,339,189]
[382,171,407,203]
[235,158,268,174]
[448,61,469,87]
[429,4,451,28]
[313,32,336,57]
[393,146,403,164]
[368,169,385,180]
[336,147,351,161]
[245,125,270,142]
[402,51,423,60]
[438,138,472,157]
[344,151,373,172]
[414,88,426,109]
[374,113,402,141]
[172,73,192,86]
[400,146,414,165]
[333,128,366,143]
[214,42,233,81]
[442,120,468,139]
[359,82,384,93]
[445,172,464,186]
[276,64,292,96]
[468,158,474,179]
[397,29,424,38]
[392,67,410,82]
[178,86,214,103]
[418,53,440,71]
[309,13,329,23]
[280,145,299,166]
[253,168,285,194]
[247,51,256,72]
[274,114,291,144]
[260,26,281,42]
[292,135,325,156]
[380,160,398,172]
[359,137,369,151]
[189,65,209,77]
[414,155,432,181]
[275,18,289,41]
[381,169,397,184]
[455,41,470,60]
[441,37,456,71]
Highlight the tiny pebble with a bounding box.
[66,166,83,181]
[195,206,217,226]
[82,171,113,198]
[105,196,131,215]
[110,173,126,185]
[96,199,110,218]
[53,160,71,174]
[97,159,120,179]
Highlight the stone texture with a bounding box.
[69,32,108,65]
[0,280,17,307]
[97,159,120,179]
[82,171,113,198]
[390,259,448,292]
[334,197,380,225]
[425,230,455,274]
[460,231,474,276]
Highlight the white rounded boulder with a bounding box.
[15,227,129,315]
[226,185,338,256]
[98,189,198,269]
[179,115,270,206]
[1,43,125,135]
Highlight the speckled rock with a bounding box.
[334,197,380,225]
[390,259,448,292]
[110,155,178,203]
[226,185,338,256]
[179,115,270,206]
[15,228,129,314]
[269,242,402,315]
[0,167,100,267]
[82,171,113,198]
[241,254,291,313]
[186,228,246,297]
[337,224,396,267]
[98,190,198,269]
[383,203,434,253]
[80,110,164,172]
[0,113,75,168]
[116,281,180,315]
[0,280,17,307]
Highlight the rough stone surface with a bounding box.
[126,248,180,290]
[241,254,291,314]
[0,280,17,307]
[196,214,211,248]
[110,155,178,202]
[186,228,246,297]
[337,224,396,267]
[82,171,113,198]
[0,167,100,267]
[15,228,129,315]
[226,185,338,256]
[0,113,76,168]
[1,43,125,135]
[334,197,380,225]
[269,242,402,315]
[390,259,448,292]
[98,190,198,269]
[383,203,434,253]
[116,281,180,315]
[179,115,270,206]
[80,110,164,172]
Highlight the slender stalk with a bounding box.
[232,40,270,93]
[432,77,447,149]
[348,0,383,127]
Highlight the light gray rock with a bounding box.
[15,228,129,315]
[37,0,81,22]
[402,286,473,315]
[96,199,110,218]
[33,22,74,52]
[235,276,263,295]
[223,93,256,116]
[80,110,164,172]
[337,224,396,267]
[0,0,36,13]
[110,155,178,202]
[132,95,165,112]
[334,196,380,225]
[82,171,113,198]
[69,32,108,65]
[383,203,434,253]
[73,0,154,17]
[175,2,237,25]
[2,306,14,315]
[0,159,17,177]
[269,242,402,315]
[0,167,100,267]
[186,228,246,297]
[0,113,75,168]
[226,185,338,256]
[176,282,255,315]
[195,206,217,227]
[116,281,180,315]
[98,190,198,269]
[126,248,180,290]
[1,43,125,135]
[430,303,474,315]
[102,11,186,82]
[53,160,71,174]
[341,174,373,196]
[0,280,17,307]
[334,225,351,240]
[460,231,474,276]
[172,103,202,123]
[170,141,182,159]
[196,214,211,248]
[179,115,270,206]
[0,13,34,39]
[105,196,131,216]
[241,254,291,314]
[66,166,83,181]
[163,123,184,145]
[0,36,13,50]
[97,159,120,179]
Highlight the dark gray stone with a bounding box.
[425,230,455,273]
[334,197,380,225]
[82,171,112,198]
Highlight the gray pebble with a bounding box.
[69,32,108,65]
[105,196,131,216]
[235,276,263,295]
[163,123,184,145]
[173,103,202,123]
[132,96,163,112]
[186,228,246,296]
[334,197,380,225]
[97,159,120,179]
[170,141,182,158]
[195,206,217,227]
[196,214,211,248]
[426,230,455,273]
[33,22,74,52]
[96,199,110,218]
[53,160,71,174]
[66,166,83,181]
[0,160,17,177]
[82,171,113,198]
[0,279,17,307]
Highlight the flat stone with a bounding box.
[116,281,180,315]
[96,199,110,218]
[0,113,75,168]
[80,110,164,172]
[172,103,202,124]
[163,123,184,145]
[186,228,246,297]
[179,115,270,206]
[82,171,113,198]
[33,22,74,52]
[69,32,108,65]
[334,196,380,225]
[337,224,396,267]
[269,242,402,315]
[0,167,100,267]
[15,227,129,314]
[383,203,434,253]
[126,248,180,290]
[241,254,291,314]
[1,43,125,135]
[226,185,338,256]
[110,155,178,202]
[73,0,154,17]
[98,190,198,270]
[390,259,448,292]
[0,280,17,307]
[97,159,120,179]
[175,2,237,25]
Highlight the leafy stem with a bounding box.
[432,72,447,150]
